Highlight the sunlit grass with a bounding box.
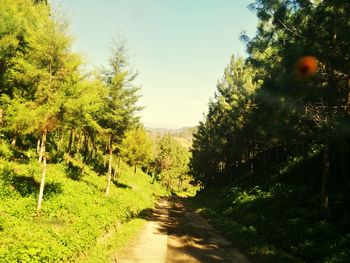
[0,158,167,262]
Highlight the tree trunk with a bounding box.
[347,77,350,114]
[105,144,113,196]
[36,138,41,154]
[68,128,75,155]
[77,132,82,154]
[250,150,254,174]
[178,178,183,192]
[57,131,64,152]
[133,166,137,187]
[113,165,118,179]
[104,155,107,168]
[37,128,47,213]
[38,129,47,163]
[11,134,17,146]
[87,147,94,164]
[82,135,89,164]
[341,146,346,182]
[321,144,330,209]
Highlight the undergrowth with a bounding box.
[0,158,167,262]
[191,146,350,263]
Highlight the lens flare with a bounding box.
[295,56,318,78]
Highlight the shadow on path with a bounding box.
[132,196,250,263]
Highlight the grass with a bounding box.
[0,158,167,262]
[190,150,350,263]
[192,187,350,263]
[75,218,145,263]
[190,188,304,263]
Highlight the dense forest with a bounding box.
[0,0,193,261]
[190,0,350,262]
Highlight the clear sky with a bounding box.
[51,0,258,128]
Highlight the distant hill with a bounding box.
[146,126,197,149]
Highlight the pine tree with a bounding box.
[99,39,142,195]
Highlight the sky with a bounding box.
[51,0,258,129]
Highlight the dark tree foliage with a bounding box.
[190,0,350,223]
[33,0,48,4]
[190,1,350,260]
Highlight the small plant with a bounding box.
[0,141,13,159]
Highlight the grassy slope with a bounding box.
[0,159,167,262]
[192,188,349,263]
[191,188,304,263]
[190,150,350,263]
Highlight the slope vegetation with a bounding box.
[0,159,166,262]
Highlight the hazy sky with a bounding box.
[51,0,258,128]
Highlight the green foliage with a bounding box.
[190,143,350,262]
[0,0,144,207]
[190,1,350,262]
[99,38,142,148]
[0,141,12,159]
[76,218,145,263]
[190,0,350,189]
[193,183,350,263]
[119,127,153,170]
[0,95,34,139]
[0,159,166,262]
[190,55,258,186]
[0,0,181,261]
[152,134,192,193]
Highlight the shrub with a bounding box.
[0,141,13,159]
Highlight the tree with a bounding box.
[0,0,50,99]
[33,18,81,212]
[99,39,142,195]
[61,78,106,162]
[0,0,82,212]
[154,135,190,191]
[190,56,258,186]
[34,0,48,4]
[0,0,49,145]
[119,127,153,177]
[191,0,350,210]
[0,95,34,146]
[247,0,350,208]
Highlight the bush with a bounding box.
[0,141,13,159]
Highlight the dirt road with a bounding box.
[117,198,250,263]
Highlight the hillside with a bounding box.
[146,127,197,149]
[0,159,166,262]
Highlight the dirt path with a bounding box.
[117,198,250,263]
